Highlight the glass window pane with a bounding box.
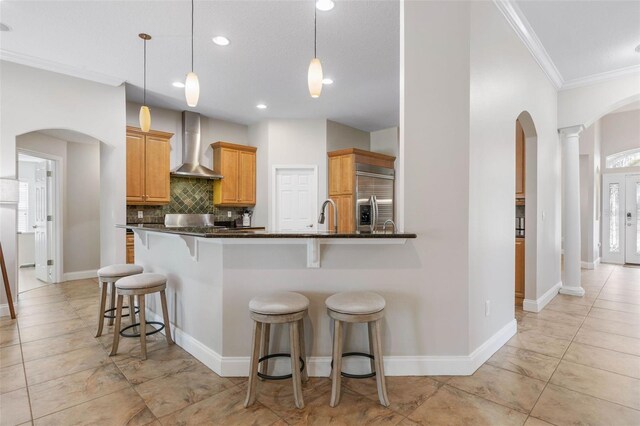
[610,183,620,253]
[606,148,640,169]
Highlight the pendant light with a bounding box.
[185,0,200,107]
[308,4,323,98]
[139,33,152,132]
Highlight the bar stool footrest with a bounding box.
[331,352,376,379]
[256,353,305,381]
[119,321,165,338]
[104,305,140,319]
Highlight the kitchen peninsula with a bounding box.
[118,223,417,377]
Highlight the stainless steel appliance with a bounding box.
[355,164,395,233]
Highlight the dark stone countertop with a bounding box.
[118,224,417,239]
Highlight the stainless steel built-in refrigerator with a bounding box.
[355,163,395,233]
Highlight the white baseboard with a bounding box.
[523,281,562,313]
[146,309,516,377]
[560,285,586,297]
[62,270,98,281]
[581,257,601,270]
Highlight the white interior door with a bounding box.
[34,160,49,282]
[625,174,640,264]
[274,167,317,232]
[602,174,625,264]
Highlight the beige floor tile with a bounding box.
[0,343,23,367]
[158,385,281,426]
[486,345,560,381]
[19,318,88,343]
[523,417,554,426]
[549,360,640,410]
[17,309,79,329]
[545,300,592,315]
[15,294,67,308]
[407,385,527,426]
[16,301,72,318]
[581,315,640,339]
[517,316,580,340]
[506,329,571,358]
[28,363,130,419]
[33,387,155,426]
[134,363,234,418]
[530,383,640,426]
[113,344,200,385]
[574,327,640,356]
[249,377,332,422]
[447,364,545,413]
[24,344,111,386]
[524,308,585,325]
[588,307,640,325]
[0,318,18,329]
[0,327,20,347]
[21,328,97,362]
[66,296,99,311]
[18,286,62,300]
[564,341,640,379]
[593,299,640,314]
[0,387,32,426]
[0,362,26,394]
[598,291,640,305]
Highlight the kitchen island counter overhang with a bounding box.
[118,224,422,377]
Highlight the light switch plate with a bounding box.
[227,211,232,218]
[137,211,144,219]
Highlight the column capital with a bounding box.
[558,125,585,138]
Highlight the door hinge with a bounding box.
[46,171,52,177]
[47,215,53,222]
[47,259,54,266]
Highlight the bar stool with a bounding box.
[244,292,309,409]
[95,264,143,337]
[326,291,389,407]
[109,273,173,360]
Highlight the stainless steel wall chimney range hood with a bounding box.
[170,111,223,179]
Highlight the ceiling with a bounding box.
[516,0,640,84]
[0,0,400,132]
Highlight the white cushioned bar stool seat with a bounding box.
[95,264,144,338]
[97,264,143,278]
[245,292,309,410]
[326,291,389,408]
[325,291,385,315]
[249,291,310,315]
[116,273,167,290]
[109,273,173,361]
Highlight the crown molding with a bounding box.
[560,64,640,91]
[493,0,564,90]
[0,48,124,87]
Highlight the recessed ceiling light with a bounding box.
[212,36,230,46]
[316,0,334,11]
[256,104,267,109]
[172,81,185,88]
[322,78,333,85]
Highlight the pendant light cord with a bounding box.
[314,5,317,59]
[143,38,147,105]
[191,0,194,72]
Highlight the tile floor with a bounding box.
[1,264,639,425]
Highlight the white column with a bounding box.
[560,125,585,297]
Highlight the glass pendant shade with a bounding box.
[185,72,200,107]
[308,58,323,98]
[139,106,151,132]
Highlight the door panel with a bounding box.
[625,175,640,264]
[238,151,256,205]
[34,161,48,282]
[220,148,239,203]
[126,133,145,203]
[602,174,625,264]
[144,135,170,203]
[515,238,525,306]
[275,168,316,232]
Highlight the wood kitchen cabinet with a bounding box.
[212,142,257,207]
[126,126,173,205]
[126,234,135,264]
[328,148,395,233]
[515,237,525,306]
[515,120,526,199]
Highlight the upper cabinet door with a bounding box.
[238,151,256,205]
[126,132,146,204]
[220,148,239,204]
[515,120,526,198]
[144,135,171,204]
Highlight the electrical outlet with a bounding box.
[485,300,490,317]
[137,211,144,219]
[227,211,232,218]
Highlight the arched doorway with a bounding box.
[515,111,539,311]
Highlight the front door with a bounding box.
[625,174,640,264]
[34,160,49,282]
[274,167,317,232]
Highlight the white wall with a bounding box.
[0,61,126,310]
[248,121,269,227]
[326,120,370,152]
[601,109,640,170]
[125,102,249,171]
[370,127,399,158]
[579,121,602,265]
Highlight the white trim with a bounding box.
[145,309,516,377]
[523,281,561,313]
[559,285,586,297]
[270,165,319,232]
[561,65,640,91]
[62,269,98,281]
[581,258,600,270]
[493,1,563,89]
[0,49,125,87]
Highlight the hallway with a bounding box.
[0,264,638,425]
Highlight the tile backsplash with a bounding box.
[127,176,246,223]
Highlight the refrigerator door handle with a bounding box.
[371,195,378,233]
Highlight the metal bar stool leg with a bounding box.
[330,319,343,407]
[298,318,309,383]
[160,289,174,345]
[95,281,108,337]
[109,295,124,356]
[139,294,147,360]
[259,323,270,379]
[244,321,262,408]
[290,320,304,409]
[371,319,390,407]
